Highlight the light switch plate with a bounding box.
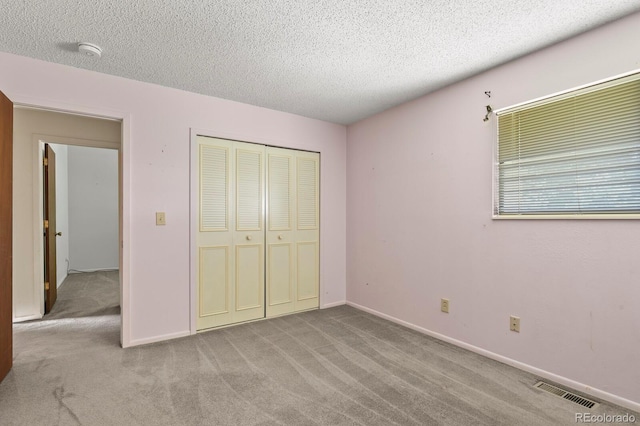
[156,212,166,226]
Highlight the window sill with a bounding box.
[493,214,640,220]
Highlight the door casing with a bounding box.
[9,96,132,348]
[33,137,121,314]
[0,91,13,383]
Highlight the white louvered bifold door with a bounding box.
[266,147,319,317]
[266,147,296,316]
[233,144,265,324]
[294,151,320,312]
[197,136,265,330]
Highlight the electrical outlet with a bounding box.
[441,298,450,313]
[510,315,520,332]
[156,212,166,226]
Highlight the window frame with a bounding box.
[492,69,640,220]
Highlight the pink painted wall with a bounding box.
[0,52,346,344]
[347,12,640,406]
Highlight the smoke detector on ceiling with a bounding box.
[78,42,102,58]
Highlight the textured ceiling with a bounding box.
[1,1,639,124]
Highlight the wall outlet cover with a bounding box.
[441,298,450,313]
[510,315,520,332]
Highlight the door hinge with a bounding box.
[44,219,49,229]
[43,157,48,166]
[45,282,50,291]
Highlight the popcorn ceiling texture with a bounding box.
[0,1,639,124]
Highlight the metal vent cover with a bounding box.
[534,381,598,409]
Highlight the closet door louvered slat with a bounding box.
[200,145,228,231]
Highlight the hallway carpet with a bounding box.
[0,272,636,425]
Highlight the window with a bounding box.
[495,72,640,218]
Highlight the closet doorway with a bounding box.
[195,136,319,330]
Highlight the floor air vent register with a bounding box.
[534,381,598,409]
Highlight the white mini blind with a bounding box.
[496,73,640,216]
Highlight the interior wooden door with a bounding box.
[0,90,13,383]
[44,144,58,313]
[266,147,319,317]
[196,136,265,330]
[265,147,296,316]
[293,151,320,312]
[233,142,266,324]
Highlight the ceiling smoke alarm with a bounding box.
[78,42,102,58]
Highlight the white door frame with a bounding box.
[12,96,132,348]
[34,136,120,310]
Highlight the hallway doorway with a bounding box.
[12,107,122,338]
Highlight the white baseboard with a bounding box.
[346,301,640,413]
[322,300,346,309]
[57,272,68,288]
[12,313,43,323]
[127,330,190,348]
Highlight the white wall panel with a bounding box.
[3,46,346,342]
[68,145,119,271]
[346,11,640,407]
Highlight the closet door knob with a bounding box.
[246,235,252,241]
[278,234,284,240]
